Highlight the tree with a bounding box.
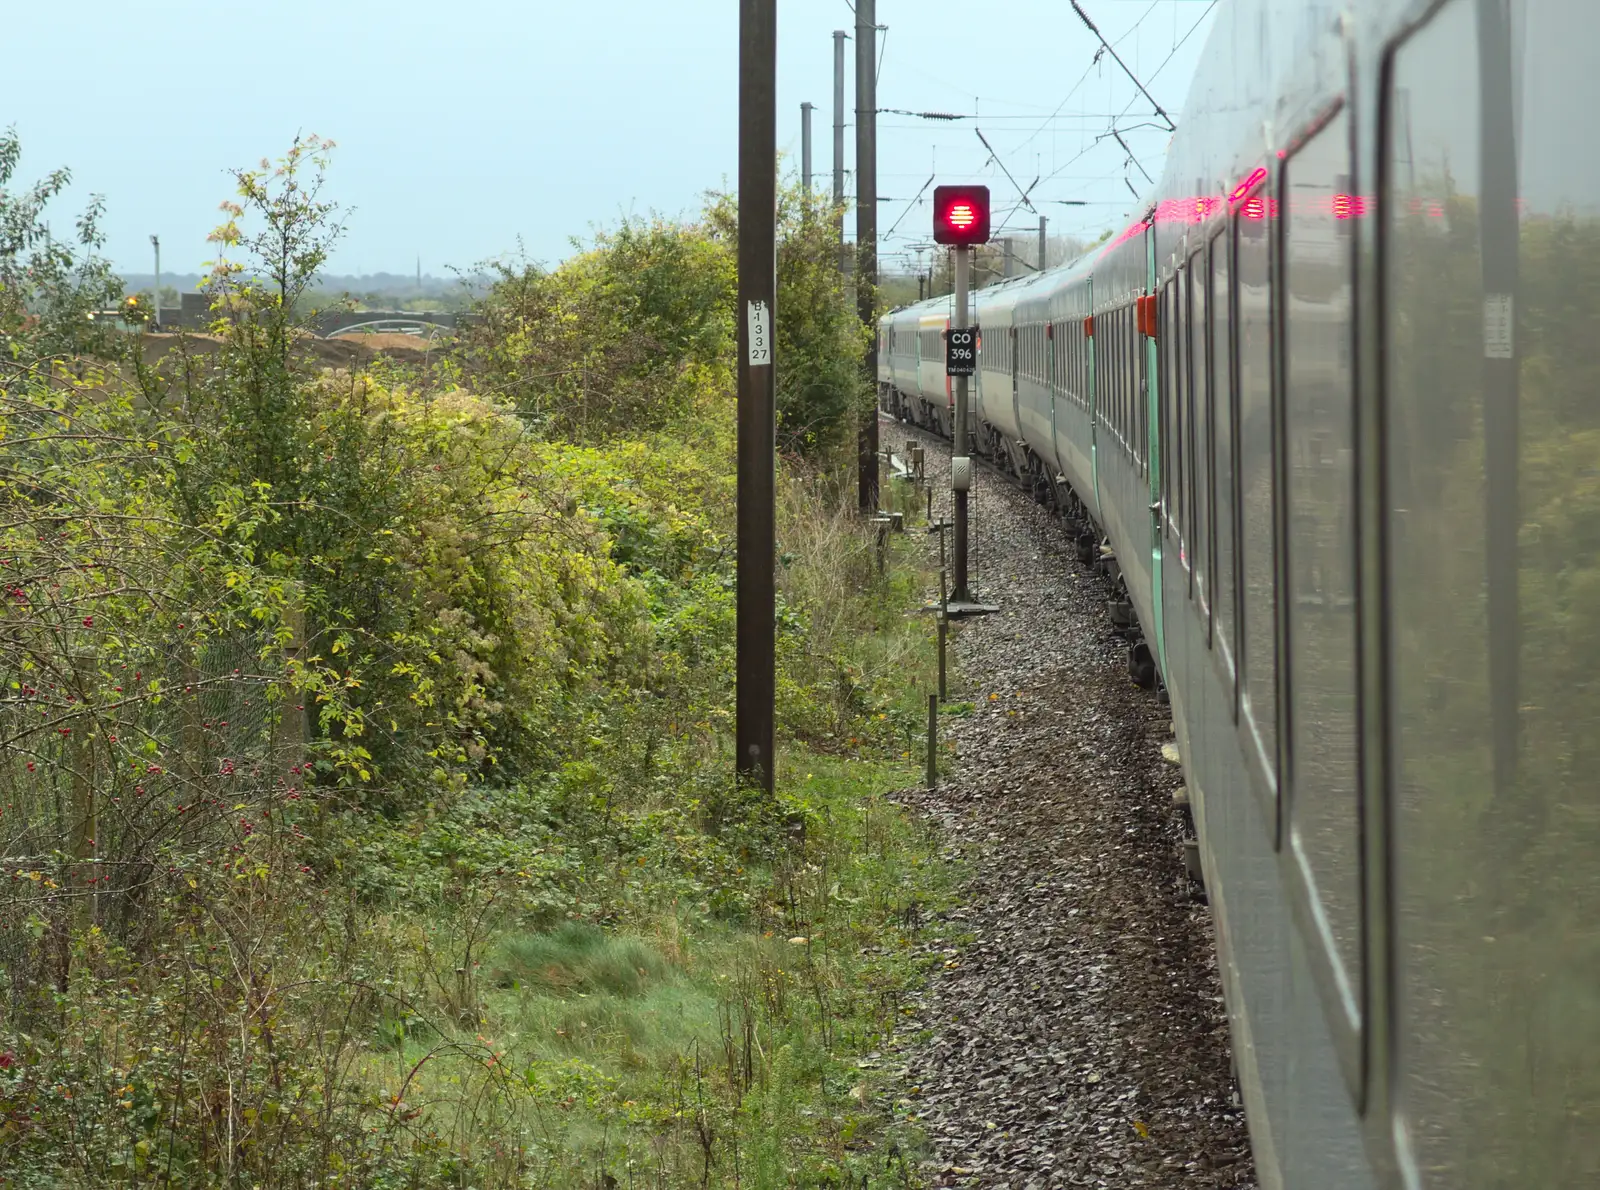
[0,128,123,363]
[705,178,869,455]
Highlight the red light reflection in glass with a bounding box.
[1229,167,1269,203]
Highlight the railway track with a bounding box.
[886,414,1253,1189]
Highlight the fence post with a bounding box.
[926,693,938,789]
[278,602,309,770]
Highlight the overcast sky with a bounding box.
[2,0,1217,278]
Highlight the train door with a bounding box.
[1047,319,1059,473]
[1010,325,1021,462]
[1088,277,1101,515]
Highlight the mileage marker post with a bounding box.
[737,0,777,794]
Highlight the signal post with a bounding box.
[932,186,993,612]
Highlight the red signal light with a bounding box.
[933,185,991,246]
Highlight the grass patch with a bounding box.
[496,923,672,998]
[318,748,958,1188]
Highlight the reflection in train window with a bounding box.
[1389,0,1600,1182]
[1190,246,1211,614]
[1236,183,1278,778]
[1283,107,1361,1007]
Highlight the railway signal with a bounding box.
[933,185,991,247]
[935,185,989,604]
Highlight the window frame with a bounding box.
[1232,174,1284,805]
[1209,222,1241,718]
[1272,96,1368,1113]
[1189,242,1212,616]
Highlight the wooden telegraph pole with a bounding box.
[736,0,777,792]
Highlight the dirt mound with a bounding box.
[139,330,440,370]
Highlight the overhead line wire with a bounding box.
[1111,0,1218,122]
[1069,0,1176,131]
[975,127,1041,214]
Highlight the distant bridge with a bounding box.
[310,310,459,338]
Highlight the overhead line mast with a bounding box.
[856,0,880,513]
[736,0,777,793]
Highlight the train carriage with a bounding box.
[877,2,1600,1186]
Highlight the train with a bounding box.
[877,1,1600,1187]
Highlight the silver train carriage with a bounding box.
[879,1,1600,1187]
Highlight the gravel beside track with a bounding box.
[884,415,1256,1189]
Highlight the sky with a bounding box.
[1,0,1218,279]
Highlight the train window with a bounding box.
[1113,313,1126,444]
[1172,277,1188,551]
[1114,313,1122,441]
[1212,228,1237,681]
[1107,313,1117,436]
[1190,245,1210,611]
[1113,312,1122,441]
[1236,180,1278,779]
[1160,281,1175,533]
[1106,313,1116,435]
[1284,107,1360,1005]
[1387,0,1600,1182]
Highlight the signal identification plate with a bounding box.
[946,326,977,377]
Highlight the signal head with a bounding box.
[933,185,991,246]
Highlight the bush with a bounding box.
[0,137,946,1188]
